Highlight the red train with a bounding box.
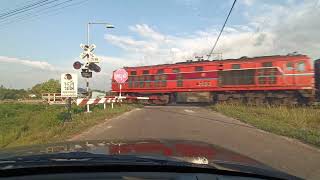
[112,54,318,105]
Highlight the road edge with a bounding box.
[68,108,141,141]
[210,108,320,153]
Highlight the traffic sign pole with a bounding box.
[76,22,114,112]
[86,79,91,113]
[113,69,128,101]
[61,73,78,121]
[119,84,122,99]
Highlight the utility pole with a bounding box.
[84,22,114,112]
[86,23,90,112]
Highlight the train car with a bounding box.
[111,54,315,105]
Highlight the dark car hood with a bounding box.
[0,139,260,165]
[0,139,300,179]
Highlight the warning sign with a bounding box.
[61,73,78,97]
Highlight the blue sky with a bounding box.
[0,0,243,61]
[0,0,319,90]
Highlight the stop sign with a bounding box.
[113,68,128,83]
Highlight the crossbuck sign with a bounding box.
[79,43,99,63]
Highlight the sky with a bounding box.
[0,0,320,90]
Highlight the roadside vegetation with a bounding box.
[0,79,60,100]
[0,103,138,148]
[211,104,320,147]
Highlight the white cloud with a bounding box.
[104,1,320,65]
[104,23,274,64]
[0,56,57,71]
[129,24,166,41]
[0,56,71,89]
[98,55,139,67]
[242,0,255,6]
[104,34,159,54]
[0,54,135,90]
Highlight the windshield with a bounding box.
[0,0,320,179]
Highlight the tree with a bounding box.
[31,79,60,96]
[0,86,28,100]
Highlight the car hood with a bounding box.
[0,139,299,179]
[0,139,258,165]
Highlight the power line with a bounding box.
[0,0,88,29]
[0,0,59,21]
[0,0,48,18]
[0,0,38,14]
[0,1,87,29]
[0,0,74,25]
[207,0,237,60]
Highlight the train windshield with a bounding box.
[0,0,319,179]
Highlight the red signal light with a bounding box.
[73,61,83,70]
[88,63,101,73]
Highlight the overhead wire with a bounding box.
[207,0,237,60]
[0,0,38,14]
[0,0,48,18]
[0,0,88,79]
[0,0,73,24]
[0,0,60,21]
[0,0,89,29]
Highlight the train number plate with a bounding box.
[197,81,211,87]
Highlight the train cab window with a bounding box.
[195,66,203,71]
[297,62,305,72]
[130,71,137,75]
[161,75,167,87]
[177,74,183,87]
[157,69,164,74]
[128,76,133,88]
[143,70,149,74]
[145,75,151,88]
[172,68,180,73]
[140,76,145,88]
[134,76,139,87]
[262,62,272,67]
[232,64,241,69]
[286,62,294,70]
[154,75,160,87]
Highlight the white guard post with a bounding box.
[86,104,90,112]
[119,84,122,99]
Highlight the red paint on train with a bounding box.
[111,54,314,95]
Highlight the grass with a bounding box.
[211,103,320,147]
[0,103,139,148]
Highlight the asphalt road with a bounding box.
[71,106,320,179]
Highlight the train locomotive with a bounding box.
[111,54,320,105]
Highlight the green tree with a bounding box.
[0,86,28,100]
[31,79,60,96]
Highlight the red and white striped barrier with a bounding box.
[77,97,121,106]
[76,96,159,106]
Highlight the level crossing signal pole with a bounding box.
[73,22,114,112]
[85,23,91,112]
